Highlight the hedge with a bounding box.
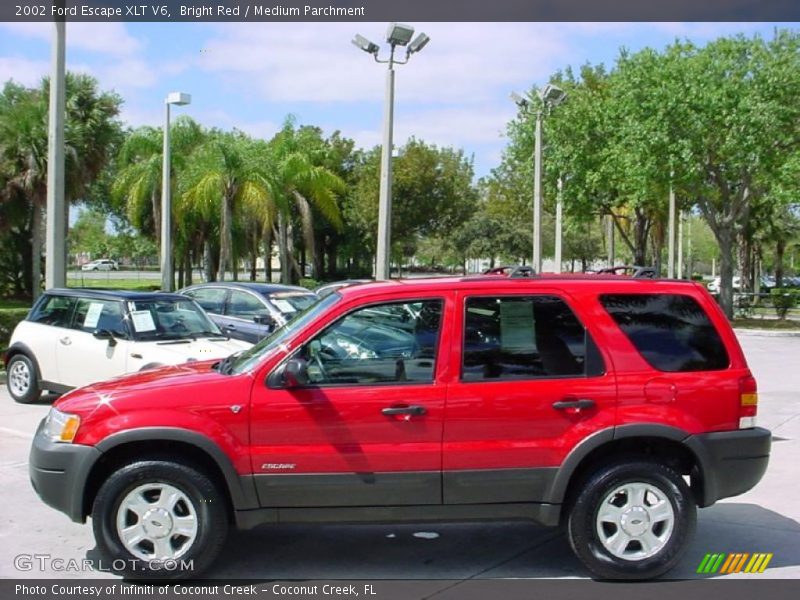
[770,288,800,319]
[0,308,29,356]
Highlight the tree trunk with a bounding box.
[776,239,786,288]
[277,214,292,284]
[264,228,273,282]
[185,245,193,286]
[177,257,184,289]
[718,229,736,320]
[293,192,319,280]
[204,240,214,282]
[739,233,752,294]
[31,197,43,300]
[218,193,233,281]
[151,188,161,247]
[326,238,338,280]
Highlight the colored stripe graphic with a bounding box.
[699,553,774,574]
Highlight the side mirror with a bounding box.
[93,329,118,347]
[253,314,274,327]
[283,357,308,388]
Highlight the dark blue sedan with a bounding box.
[179,282,318,344]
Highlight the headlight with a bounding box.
[42,408,81,443]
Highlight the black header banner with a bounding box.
[4,0,800,23]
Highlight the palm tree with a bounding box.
[269,123,345,283]
[0,74,121,299]
[182,131,275,281]
[112,116,204,246]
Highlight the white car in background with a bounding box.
[707,276,741,294]
[81,259,118,271]
[4,289,251,403]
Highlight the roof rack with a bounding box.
[482,265,537,278]
[593,265,657,279]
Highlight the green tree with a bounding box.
[0,74,121,298]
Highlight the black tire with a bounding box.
[91,459,228,580]
[567,459,696,580]
[6,354,41,404]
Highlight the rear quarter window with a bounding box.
[599,293,729,372]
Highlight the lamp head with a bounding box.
[386,22,415,47]
[166,92,191,106]
[408,32,430,54]
[352,34,379,55]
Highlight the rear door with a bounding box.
[225,290,272,343]
[442,290,617,504]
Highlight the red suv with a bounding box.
[29,276,770,580]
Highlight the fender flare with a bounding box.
[93,427,259,510]
[5,342,42,382]
[543,424,693,505]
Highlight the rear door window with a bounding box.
[462,295,604,381]
[28,295,76,328]
[599,294,729,372]
[186,287,227,314]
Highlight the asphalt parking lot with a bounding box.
[0,330,798,581]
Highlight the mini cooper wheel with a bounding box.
[567,459,696,580]
[6,354,40,404]
[92,460,228,579]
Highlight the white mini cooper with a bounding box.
[4,289,251,403]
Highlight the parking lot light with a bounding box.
[353,24,430,280]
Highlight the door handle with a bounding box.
[552,399,595,411]
[59,337,71,346]
[382,405,427,417]
[225,324,237,330]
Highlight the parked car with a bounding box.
[29,275,769,580]
[81,259,118,271]
[314,279,372,298]
[179,282,318,344]
[5,289,251,403]
[707,276,741,293]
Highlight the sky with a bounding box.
[0,21,795,180]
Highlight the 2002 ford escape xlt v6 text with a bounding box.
[28,275,771,580]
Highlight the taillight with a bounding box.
[739,375,758,429]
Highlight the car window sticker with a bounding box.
[83,302,105,329]
[272,299,297,313]
[500,299,536,352]
[130,310,156,332]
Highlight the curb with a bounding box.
[734,328,800,338]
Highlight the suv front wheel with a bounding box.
[92,459,228,579]
[567,459,696,580]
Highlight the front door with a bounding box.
[55,297,131,388]
[443,291,617,504]
[249,297,450,507]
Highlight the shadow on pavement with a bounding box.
[174,502,799,580]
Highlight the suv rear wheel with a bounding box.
[567,459,696,580]
[92,459,228,579]
[7,354,40,404]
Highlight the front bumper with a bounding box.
[29,418,101,523]
[686,426,771,507]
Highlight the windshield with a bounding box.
[227,292,341,374]
[127,298,224,341]
[268,292,318,317]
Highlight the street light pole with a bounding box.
[160,92,191,291]
[353,24,429,281]
[533,109,543,273]
[554,175,563,273]
[668,171,676,278]
[45,19,66,295]
[375,47,396,281]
